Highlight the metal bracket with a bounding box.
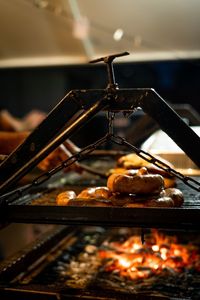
[0,52,199,195]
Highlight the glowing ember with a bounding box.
[99,230,200,281]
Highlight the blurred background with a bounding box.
[0,0,199,147]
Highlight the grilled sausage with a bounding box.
[107,168,164,195]
[160,188,184,207]
[56,190,76,205]
[77,187,112,200]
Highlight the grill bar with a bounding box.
[4,205,200,229]
[1,178,199,230]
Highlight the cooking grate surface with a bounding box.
[177,179,200,207]
[3,177,200,229]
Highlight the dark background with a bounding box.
[0,59,200,115]
[0,59,199,146]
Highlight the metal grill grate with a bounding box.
[2,177,200,230]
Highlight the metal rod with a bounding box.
[138,89,200,168]
[0,95,109,194]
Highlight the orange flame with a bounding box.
[99,230,200,280]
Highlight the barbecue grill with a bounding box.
[0,52,199,299]
[0,176,199,229]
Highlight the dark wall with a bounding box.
[0,59,199,116]
[0,60,199,146]
[116,60,200,113]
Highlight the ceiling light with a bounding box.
[113,29,124,41]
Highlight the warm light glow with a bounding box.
[99,230,200,281]
[187,168,193,174]
[130,266,137,272]
[174,249,181,256]
[153,264,159,270]
[152,245,159,252]
[160,248,168,260]
[118,257,131,268]
[113,28,124,41]
[132,243,141,251]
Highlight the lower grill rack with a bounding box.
[0,225,200,299]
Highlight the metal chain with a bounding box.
[107,111,115,135]
[33,134,110,185]
[110,134,200,192]
[0,111,125,202]
[1,132,199,202]
[0,134,111,201]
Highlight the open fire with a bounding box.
[13,227,200,299]
[99,230,200,281]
